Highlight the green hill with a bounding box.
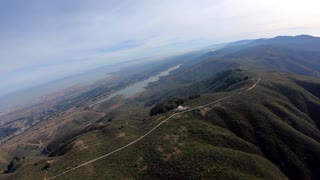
[4,70,320,180]
[2,35,320,180]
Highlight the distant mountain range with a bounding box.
[2,35,320,180]
[171,35,320,82]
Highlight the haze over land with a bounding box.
[1,1,320,180]
[1,34,320,180]
[1,0,320,97]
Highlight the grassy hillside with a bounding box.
[164,35,320,83]
[2,35,320,180]
[3,70,320,180]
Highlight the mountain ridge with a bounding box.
[2,35,320,180]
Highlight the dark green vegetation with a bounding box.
[149,94,201,116]
[0,127,18,139]
[1,35,320,180]
[4,156,25,174]
[199,72,320,180]
[150,98,184,116]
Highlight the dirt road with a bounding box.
[46,74,261,179]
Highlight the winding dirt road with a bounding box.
[46,74,261,180]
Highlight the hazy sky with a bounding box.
[1,0,320,96]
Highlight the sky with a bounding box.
[1,0,320,96]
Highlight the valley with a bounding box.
[1,35,320,180]
[46,72,261,180]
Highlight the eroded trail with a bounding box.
[246,73,261,91]
[47,74,262,180]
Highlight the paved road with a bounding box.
[46,74,261,180]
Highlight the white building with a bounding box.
[175,105,189,111]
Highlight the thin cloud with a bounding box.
[0,0,320,95]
